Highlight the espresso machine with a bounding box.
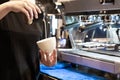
[55,0,120,79]
[40,0,120,80]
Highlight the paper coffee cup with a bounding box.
[36,37,56,53]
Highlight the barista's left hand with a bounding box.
[21,0,41,19]
[40,49,57,67]
[9,0,41,24]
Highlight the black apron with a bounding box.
[0,1,45,80]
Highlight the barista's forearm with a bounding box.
[0,2,11,20]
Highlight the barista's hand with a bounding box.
[40,49,57,67]
[7,0,41,24]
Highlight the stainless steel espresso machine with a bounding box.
[38,0,120,80]
[55,0,120,80]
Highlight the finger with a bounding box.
[48,49,56,57]
[32,4,42,18]
[26,2,39,19]
[24,3,33,20]
[43,54,47,61]
[40,49,44,54]
[44,51,49,56]
[35,5,42,14]
[39,50,42,53]
[33,6,38,19]
[53,49,57,55]
[40,50,47,62]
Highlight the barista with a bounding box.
[0,0,57,80]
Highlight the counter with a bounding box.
[58,48,120,75]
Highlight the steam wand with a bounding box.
[114,28,120,51]
[116,29,120,41]
[43,12,47,38]
[36,1,48,38]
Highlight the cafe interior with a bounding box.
[39,0,120,80]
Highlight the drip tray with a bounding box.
[40,62,107,80]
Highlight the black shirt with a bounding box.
[0,1,45,80]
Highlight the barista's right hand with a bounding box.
[6,0,41,24]
[40,49,57,67]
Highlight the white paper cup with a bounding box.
[36,37,56,53]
